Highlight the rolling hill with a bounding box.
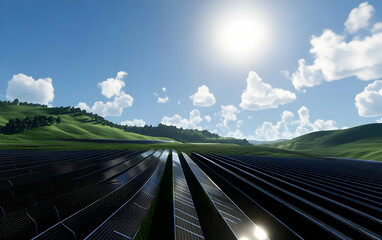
[0,101,248,145]
[0,104,172,143]
[272,123,382,161]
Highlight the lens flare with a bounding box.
[254,225,268,239]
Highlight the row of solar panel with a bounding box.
[191,153,382,240]
[0,149,169,239]
[1,149,266,240]
[1,149,380,239]
[171,151,266,240]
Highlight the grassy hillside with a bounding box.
[0,104,314,159]
[0,102,249,146]
[0,105,172,144]
[273,123,382,161]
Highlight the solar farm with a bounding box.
[0,149,381,239]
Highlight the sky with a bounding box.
[1,0,382,140]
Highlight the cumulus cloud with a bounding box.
[190,85,216,107]
[204,115,211,122]
[344,2,374,33]
[240,71,296,111]
[154,92,169,104]
[355,80,382,117]
[6,73,54,105]
[76,102,91,112]
[254,106,337,141]
[291,2,382,90]
[121,119,146,127]
[377,118,382,123]
[76,71,134,117]
[226,129,246,139]
[161,109,203,129]
[372,22,382,33]
[157,96,169,103]
[220,105,240,128]
[97,71,127,98]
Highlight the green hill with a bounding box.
[272,123,382,161]
[0,104,172,144]
[0,101,248,146]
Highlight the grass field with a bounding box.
[0,138,314,159]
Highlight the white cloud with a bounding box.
[355,80,382,117]
[161,109,203,129]
[345,2,374,33]
[77,71,133,117]
[76,102,90,112]
[121,119,146,127]
[291,59,325,90]
[162,87,166,92]
[97,71,127,98]
[157,96,169,103]
[226,129,246,139]
[154,92,169,104]
[204,115,211,122]
[190,85,216,107]
[6,73,54,105]
[377,118,382,123]
[371,22,382,33]
[291,2,382,90]
[220,105,240,128]
[254,106,337,141]
[87,91,133,117]
[240,71,296,111]
[177,101,181,105]
[114,91,133,108]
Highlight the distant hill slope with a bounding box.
[272,123,382,161]
[0,104,171,142]
[0,101,249,145]
[125,124,249,145]
[249,139,288,145]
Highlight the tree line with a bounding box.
[0,99,48,108]
[124,124,250,145]
[0,116,61,134]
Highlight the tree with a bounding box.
[12,99,19,105]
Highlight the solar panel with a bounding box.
[83,149,169,240]
[181,152,267,240]
[0,150,159,240]
[172,150,204,240]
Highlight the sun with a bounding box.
[211,7,269,64]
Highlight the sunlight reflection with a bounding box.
[254,225,268,239]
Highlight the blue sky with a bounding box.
[1,0,382,140]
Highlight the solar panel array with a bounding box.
[182,152,262,240]
[1,148,381,239]
[172,150,204,240]
[0,149,167,239]
[84,149,169,240]
[192,152,382,240]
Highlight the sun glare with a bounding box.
[254,225,268,239]
[204,6,269,63]
[210,7,270,64]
